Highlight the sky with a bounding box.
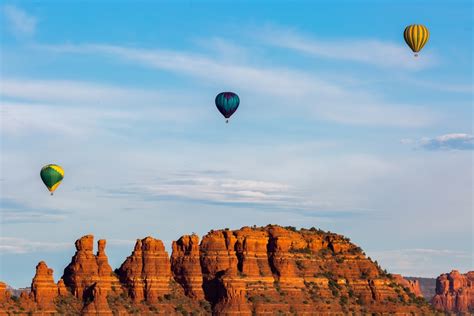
[0,1,472,288]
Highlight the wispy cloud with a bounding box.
[1,78,162,106]
[0,78,204,137]
[38,43,437,127]
[1,102,99,136]
[1,198,68,224]
[0,237,70,254]
[400,77,474,94]
[107,239,136,246]
[258,26,436,70]
[104,171,299,207]
[403,133,474,151]
[40,43,342,97]
[420,133,474,151]
[2,212,66,224]
[2,5,37,37]
[369,248,473,277]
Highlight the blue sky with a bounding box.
[0,1,472,288]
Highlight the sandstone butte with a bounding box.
[0,225,441,315]
[431,270,474,314]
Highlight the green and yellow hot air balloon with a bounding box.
[40,164,64,195]
[403,24,429,57]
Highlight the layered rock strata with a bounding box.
[0,226,436,315]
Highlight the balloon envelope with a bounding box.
[40,164,64,194]
[215,92,239,119]
[404,24,429,53]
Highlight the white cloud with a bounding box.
[0,78,205,137]
[0,101,133,137]
[2,5,37,37]
[37,43,437,127]
[369,248,473,277]
[0,237,70,254]
[420,133,474,150]
[1,211,66,224]
[403,133,474,151]
[1,78,162,106]
[400,77,474,94]
[40,43,342,97]
[107,239,136,246]
[258,26,436,70]
[125,173,296,206]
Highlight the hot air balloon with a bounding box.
[40,164,64,195]
[215,92,239,123]
[404,24,429,57]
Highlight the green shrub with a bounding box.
[289,247,312,254]
[175,304,188,315]
[199,300,211,312]
[295,260,305,270]
[319,248,331,256]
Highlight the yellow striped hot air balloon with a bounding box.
[40,164,64,195]
[404,24,429,57]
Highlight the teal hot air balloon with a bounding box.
[215,92,239,123]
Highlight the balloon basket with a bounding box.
[414,53,418,57]
[226,120,229,123]
[50,192,54,196]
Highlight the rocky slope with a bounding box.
[392,274,423,298]
[406,277,437,300]
[431,270,474,314]
[0,225,435,315]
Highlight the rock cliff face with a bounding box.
[116,236,172,303]
[0,226,434,315]
[0,282,9,303]
[406,276,436,299]
[61,235,121,314]
[30,261,59,310]
[392,274,423,297]
[432,270,474,314]
[63,235,119,300]
[171,234,205,299]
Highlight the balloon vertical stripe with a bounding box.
[215,92,240,121]
[404,24,429,53]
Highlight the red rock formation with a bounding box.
[197,225,430,315]
[392,274,423,297]
[213,270,252,316]
[57,279,68,296]
[30,261,58,310]
[116,236,172,303]
[0,225,435,315]
[0,282,9,303]
[432,270,474,313]
[171,234,205,299]
[62,235,119,300]
[267,226,306,289]
[200,229,240,306]
[82,283,113,315]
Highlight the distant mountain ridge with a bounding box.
[0,225,438,315]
